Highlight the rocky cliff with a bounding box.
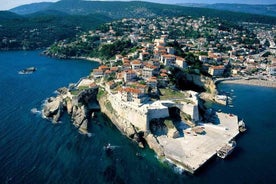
[185,74,217,95]
[42,85,99,134]
[98,94,146,147]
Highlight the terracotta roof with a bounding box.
[211,65,225,70]
[142,52,149,55]
[176,56,185,61]
[125,70,136,74]
[89,83,97,87]
[144,64,157,69]
[99,65,109,70]
[110,67,118,71]
[123,63,131,67]
[105,70,112,74]
[121,87,141,94]
[160,73,168,77]
[131,60,142,65]
[162,54,176,59]
[135,83,147,89]
[93,69,103,72]
[160,69,167,73]
[147,78,157,82]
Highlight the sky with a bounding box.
[0,0,275,11]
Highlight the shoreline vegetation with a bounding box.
[221,79,276,88]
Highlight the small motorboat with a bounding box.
[18,67,36,74]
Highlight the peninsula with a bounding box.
[42,16,275,173]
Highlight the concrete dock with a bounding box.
[157,112,240,173]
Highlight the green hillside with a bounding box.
[11,0,276,24]
[0,11,112,50]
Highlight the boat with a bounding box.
[215,95,227,105]
[104,143,112,151]
[238,119,247,132]
[216,140,236,159]
[18,67,36,74]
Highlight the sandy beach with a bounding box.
[221,79,276,88]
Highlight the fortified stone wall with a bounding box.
[147,102,170,122]
[108,94,148,131]
[177,102,199,122]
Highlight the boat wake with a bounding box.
[30,108,41,115]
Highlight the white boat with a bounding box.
[216,140,236,159]
[238,119,247,132]
[18,67,36,74]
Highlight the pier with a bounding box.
[156,112,240,173]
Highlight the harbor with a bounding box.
[156,112,240,173]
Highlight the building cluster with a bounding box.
[64,16,276,104]
[83,17,276,103]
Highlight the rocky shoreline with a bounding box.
[42,50,103,64]
[42,85,99,135]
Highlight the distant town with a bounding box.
[47,16,276,83]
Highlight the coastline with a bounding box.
[42,50,103,64]
[70,56,103,64]
[221,79,276,88]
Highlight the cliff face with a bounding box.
[98,96,136,136]
[98,94,148,147]
[42,86,99,134]
[185,74,217,95]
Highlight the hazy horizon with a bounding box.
[0,0,275,11]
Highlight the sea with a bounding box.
[0,51,276,184]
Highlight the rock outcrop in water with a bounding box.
[42,96,63,123]
[42,83,99,134]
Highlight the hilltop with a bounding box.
[0,11,112,50]
[10,0,276,24]
[179,3,276,17]
[3,0,276,50]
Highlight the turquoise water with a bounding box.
[0,51,276,183]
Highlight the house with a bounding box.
[122,63,131,70]
[93,69,104,78]
[139,52,150,61]
[131,60,142,70]
[176,57,187,68]
[122,58,130,64]
[110,67,119,73]
[104,70,112,77]
[208,52,222,62]
[118,87,146,104]
[123,70,137,82]
[142,64,158,79]
[99,65,109,72]
[106,81,116,92]
[208,65,225,76]
[161,54,176,66]
[267,64,276,76]
[199,55,208,63]
[115,54,123,61]
[147,77,158,92]
[166,47,175,55]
